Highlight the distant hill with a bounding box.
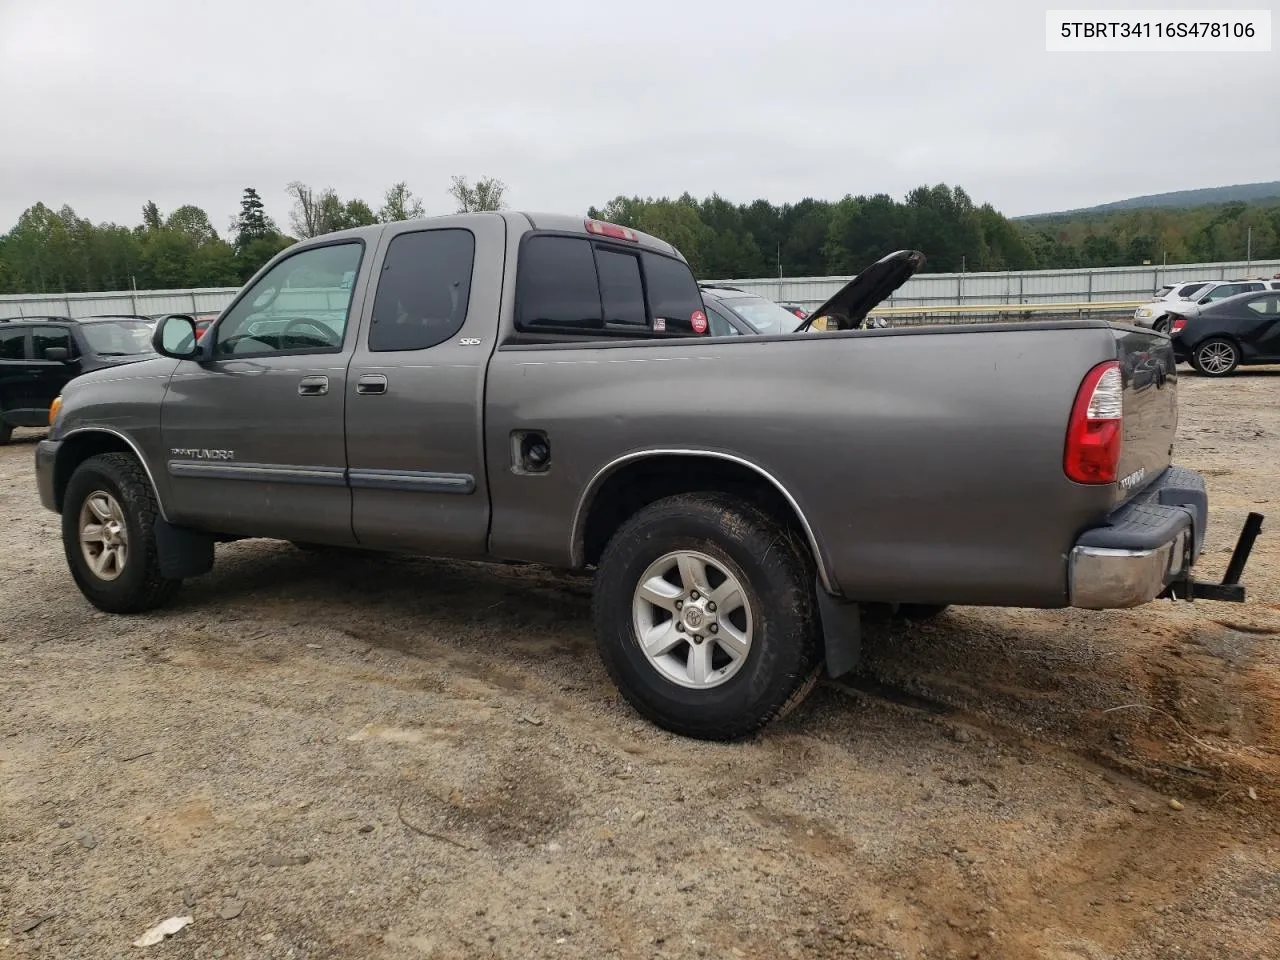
[1017,181,1280,221]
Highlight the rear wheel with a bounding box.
[62,453,182,613]
[1191,338,1239,377]
[1151,316,1171,335]
[592,493,823,741]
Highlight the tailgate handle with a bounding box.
[297,375,329,396]
[356,374,388,396]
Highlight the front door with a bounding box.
[1245,294,1280,359]
[344,216,504,556]
[160,239,373,542]
[28,324,80,412]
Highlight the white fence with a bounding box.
[2,257,1278,320]
[709,258,1280,310]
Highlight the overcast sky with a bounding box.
[1,0,1277,234]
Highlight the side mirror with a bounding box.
[43,347,71,362]
[152,314,200,360]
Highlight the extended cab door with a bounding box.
[160,238,373,542]
[344,215,506,556]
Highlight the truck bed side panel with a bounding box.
[484,324,1124,608]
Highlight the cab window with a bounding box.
[214,242,364,357]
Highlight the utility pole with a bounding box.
[1246,226,1253,271]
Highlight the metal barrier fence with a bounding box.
[2,257,1276,320]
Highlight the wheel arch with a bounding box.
[571,449,837,595]
[53,428,168,520]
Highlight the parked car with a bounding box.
[1134,279,1280,333]
[1168,289,1280,376]
[779,302,810,321]
[698,284,812,335]
[0,314,156,443]
[34,214,1263,741]
[1151,280,1212,300]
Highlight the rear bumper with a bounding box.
[1068,466,1206,609]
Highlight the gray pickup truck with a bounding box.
[34,212,1264,741]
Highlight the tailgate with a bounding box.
[1112,326,1178,503]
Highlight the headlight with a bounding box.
[1135,308,1152,318]
[49,395,63,426]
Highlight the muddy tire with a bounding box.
[592,492,823,741]
[62,452,182,614]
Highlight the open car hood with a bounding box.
[795,250,926,332]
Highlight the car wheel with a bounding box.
[1151,316,1170,335]
[0,421,12,444]
[1190,338,1239,377]
[62,452,182,613]
[593,492,823,741]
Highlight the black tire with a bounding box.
[592,492,823,741]
[62,452,182,614]
[1151,316,1170,335]
[1190,337,1239,377]
[0,421,12,444]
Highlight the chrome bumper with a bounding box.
[1069,528,1189,610]
[1068,466,1205,610]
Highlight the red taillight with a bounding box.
[1064,360,1123,484]
[1170,316,1187,334]
[585,219,638,242]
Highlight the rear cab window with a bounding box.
[513,233,706,340]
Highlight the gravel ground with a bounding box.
[2,369,1279,960]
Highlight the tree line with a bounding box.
[3,178,1278,296]
[0,176,506,296]
[590,187,1280,278]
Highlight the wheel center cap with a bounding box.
[683,606,706,630]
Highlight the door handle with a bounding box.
[298,375,329,396]
[356,374,388,396]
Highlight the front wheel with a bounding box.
[62,453,182,613]
[592,493,823,741]
[1190,338,1239,377]
[1151,316,1170,335]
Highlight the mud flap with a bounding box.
[155,519,215,579]
[815,581,861,679]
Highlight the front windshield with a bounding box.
[79,320,155,356]
[720,296,806,335]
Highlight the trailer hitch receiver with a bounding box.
[1161,511,1264,603]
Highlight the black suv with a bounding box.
[0,315,156,442]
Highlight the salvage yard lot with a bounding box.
[3,371,1280,960]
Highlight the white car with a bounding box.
[1133,278,1280,333]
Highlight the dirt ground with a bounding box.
[2,369,1279,960]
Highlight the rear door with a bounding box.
[161,238,373,541]
[0,325,36,424]
[344,215,506,557]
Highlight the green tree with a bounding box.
[379,181,426,222]
[233,187,271,252]
[449,175,507,213]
